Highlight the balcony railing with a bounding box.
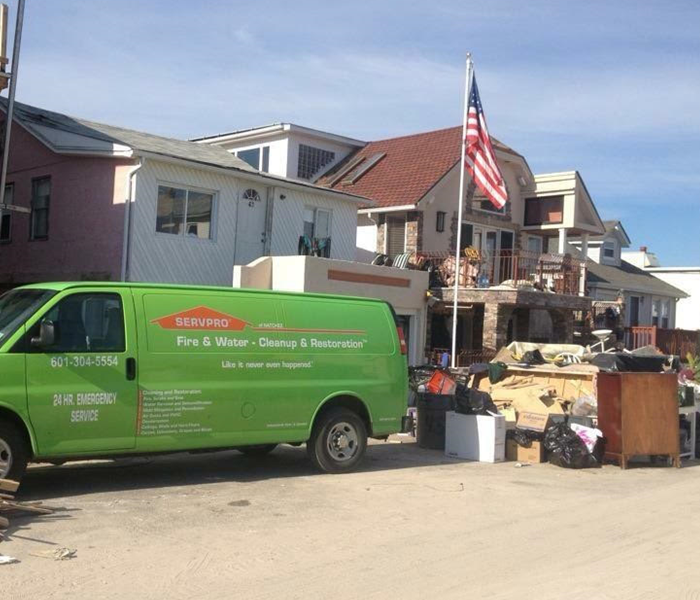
[421,249,586,296]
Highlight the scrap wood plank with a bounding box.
[1,502,53,515]
[0,479,19,493]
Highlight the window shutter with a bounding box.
[386,216,406,258]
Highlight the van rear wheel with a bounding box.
[307,408,367,473]
[0,421,29,483]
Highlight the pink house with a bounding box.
[0,109,132,288]
[0,100,366,290]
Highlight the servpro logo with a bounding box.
[151,305,367,335]
[151,306,251,331]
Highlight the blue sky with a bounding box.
[8,0,700,265]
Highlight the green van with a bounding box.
[0,282,409,483]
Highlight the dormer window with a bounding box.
[603,241,616,259]
[235,146,270,172]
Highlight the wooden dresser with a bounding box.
[597,372,680,468]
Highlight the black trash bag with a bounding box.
[521,349,546,365]
[510,428,542,448]
[544,423,599,469]
[454,383,498,416]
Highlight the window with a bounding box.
[652,299,660,327]
[303,207,331,239]
[30,177,51,240]
[603,241,616,259]
[156,185,214,239]
[661,300,670,329]
[460,223,473,251]
[236,146,271,172]
[527,235,543,255]
[524,196,564,226]
[436,211,446,233]
[0,184,12,242]
[30,293,125,353]
[297,144,335,180]
[243,188,261,206]
[0,288,56,344]
[473,189,506,214]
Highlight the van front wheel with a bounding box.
[0,421,29,483]
[307,408,367,473]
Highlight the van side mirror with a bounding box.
[31,319,55,348]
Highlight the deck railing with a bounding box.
[625,326,699,356]
[421,250,585,296]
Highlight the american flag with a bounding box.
[464,75,508,209]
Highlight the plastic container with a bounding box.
[416,393,454,450]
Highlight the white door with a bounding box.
[235,187,267,265]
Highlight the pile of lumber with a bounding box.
[0,479,53,543]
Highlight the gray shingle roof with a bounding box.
[1,98,258,172]
[587,259,688,298]
[588,219,630,243]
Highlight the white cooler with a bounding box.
[444,411,505,463]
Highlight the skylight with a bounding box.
[342,152,386,184]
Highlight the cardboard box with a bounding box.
[517,411,549,432]
[445,411,505,463]
[506,439,545,463]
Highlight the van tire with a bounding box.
[307,408,367,473]
[236,444,277,456]
[0,420,29,484]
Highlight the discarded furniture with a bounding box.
[597,372,680,469]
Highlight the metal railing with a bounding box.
[421,250,585,296]
[428,347,498,367]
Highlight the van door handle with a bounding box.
[126,357,136,381]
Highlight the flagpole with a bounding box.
[450,53,474,369]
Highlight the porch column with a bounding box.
[483,302,513,352]
[579,233,589,297]
[549,308,574,344]
[558,228,568,254]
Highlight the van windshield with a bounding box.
[0,288,57,344]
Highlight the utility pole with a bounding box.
[0,0,29,215]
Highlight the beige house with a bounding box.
[317,126,605,360]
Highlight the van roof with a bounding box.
[15,281,389,306]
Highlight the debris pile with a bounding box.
[0,478,53,544]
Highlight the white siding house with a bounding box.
[2,101,370,288]
[623,248,700,331]
[570,222,688,328]
[192,123,365,182]
[126,155,369,285]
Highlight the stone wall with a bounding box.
[405,211,423,253]
[376,213,386,253]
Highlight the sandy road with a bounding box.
[2,441,700,600]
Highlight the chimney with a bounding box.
[640,246,648,252]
